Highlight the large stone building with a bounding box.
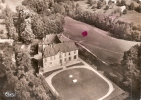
[35,34,79,73]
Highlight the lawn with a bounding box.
[75,0,141,25]
[117,10,141,25]
[64,16,139,64]
[52,68,109,100]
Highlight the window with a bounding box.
[44,59,47,62]
[69,52,71,55]
[64,53,66,57]
[74,51,76,54]
[50,62,52,65]
[74,55,77,59]
[69,57,71,60]
[60,59,62,63]
[64,58,66,61]
[59,53,62,58]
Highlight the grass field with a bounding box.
[64,16,139,64]
[75,0,141,25]
[117,10,141,25]
[52,68,109,100]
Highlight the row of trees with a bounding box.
[73,8,141,41]
[2,6,19,40]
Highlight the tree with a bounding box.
[53,3,65,15]
[136,5,141,13]
[87,0,93,6]
[116,0,121,6]
[8,25,19,41]
[121,45,141,99]
[22,0,54,15]
[31,14,45,39]
[104,5,109,10]
[97,1,103,9]
[21,26,35,44]
[123,9,127,14]
[2,6,19,40]
[121,0,126,6]
[129,2,135,10]
[15,51,32,72]
[20,16,35,44]
[108,0,113,5]
[0,43,16,73]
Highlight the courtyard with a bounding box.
[52,68,109,100]
[45,59,125,100]
[45,59,126,100]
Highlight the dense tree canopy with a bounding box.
[31,13,64,39]
[129,2,135,10]
[121,44,141,99]
[0,43,54,100]
[22,0,54,15]
[2,6,19,40]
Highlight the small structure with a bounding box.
[72,79,77,83]
[69,75,73,78]
[105,0,117,5]
[120,6,126,13]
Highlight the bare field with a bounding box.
[64,16,139,64]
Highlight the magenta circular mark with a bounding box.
[82,31,88,37]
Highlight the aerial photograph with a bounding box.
[0,0,141,100]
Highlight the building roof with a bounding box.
[43,41,78,58]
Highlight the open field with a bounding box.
[64,16,139,64]
[75,0,141,25]
[75,0,119,15]
[117,10,141,25]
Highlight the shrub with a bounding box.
[129,2,135,10]
[104,5,109,10]
[123,9,127,14]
